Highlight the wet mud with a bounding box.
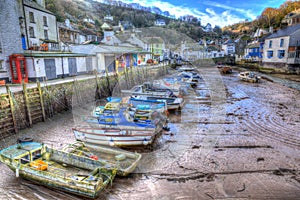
[0,66,299,200]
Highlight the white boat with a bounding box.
[121,82,176,98]
[239,71,261,83]
[73,125,157,146]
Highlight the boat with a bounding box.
[127,97,168,113]
[176,71,200,87]
[79,100,168,146]
[0,141,117,198]
[121,82,177,98]
[217,65,233,74]
[75,107,167,146]
[239,71,261,83]
[62,141,142,176]
[132,95,184,111]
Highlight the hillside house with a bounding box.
[155,19,166,26]
[81,29,100,43]
[262,24,300,73]
[58,19,80,45]
[23,0,59,51]
[282,9,300,26]
[143,37,165,61]
[244,43,263,61]
[222,39,236,56]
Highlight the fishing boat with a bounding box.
[127,97,168,114]
[121,82,177,98]
[74,107,167,146]
[0,141,117,198]
[62,141,142,176]
[239,71,261,83]
[132,95,184,111]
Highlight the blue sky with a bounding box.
[115,0,287,27]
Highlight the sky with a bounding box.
[115,0,287,27]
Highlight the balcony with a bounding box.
[287,57,300,64]
[287,51,300,64]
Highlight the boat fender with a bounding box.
[16,168,19,177]
[89,155,98,160]
[143,139,149,145]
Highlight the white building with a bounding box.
[23,0,59,51]
[263,24,300,73]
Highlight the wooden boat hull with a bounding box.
[62,142,142,176]
[73,126,156,146]
[0,142,117,199]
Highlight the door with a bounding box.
[68,58,77,76]
[44,59,56,80]
[105,56,115,72]
[86,57,93,72]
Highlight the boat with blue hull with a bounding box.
[76,97,168,146]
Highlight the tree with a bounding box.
[261,7,279,28]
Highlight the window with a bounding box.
[269,40,272,48]
[267,50,273,58]
[280,39,284,47]
[44,30,48,39]
[29,26,35,38]
[278,50,285,59]
[20,155,30,164]
[43,16,48,26]
[29,12,35,23]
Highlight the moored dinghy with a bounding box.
[0,141,117,198]
[62,141,142,176]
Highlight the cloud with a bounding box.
[196,8,243,27]
[202,0,257,20]
[98,0,250,27]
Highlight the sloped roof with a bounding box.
[266,24,300,39]
[223,39,235,44]
[70,44,149,55]
[23,0,53,15]
[101,35,121,45]
[101,22,113,30]
[246,43,260,48]
[57,22,79,33]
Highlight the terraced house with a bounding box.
[262,24,300,74]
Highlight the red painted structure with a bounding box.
[9,54,28,84]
